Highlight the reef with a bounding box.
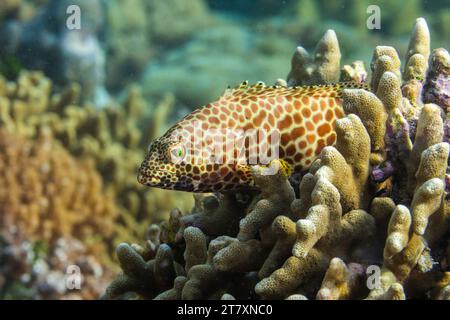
[0,128,116,299]
[105,0,214,92]
[141,23,294,109]
[0,0,107,104]
[0,70,193,243]
[141,0,450,115]
[105,18,449,300]
[2,0,447,114]
[0,0,215,102]
[0,70,192,298]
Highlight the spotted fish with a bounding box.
[138,81,368,192]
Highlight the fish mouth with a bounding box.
[137,167,197,191]
[137,172,161,186]
[137,161,161,187]
[137,166,175,189]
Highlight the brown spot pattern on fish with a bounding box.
[138,81,369,192]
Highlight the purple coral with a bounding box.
[423,48,450,112]
[371,161,394,183]
[444,117,450,144]
[385,112,412,161]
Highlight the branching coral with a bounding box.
[105,18,449,300]
[0,129,117,299]
[287,29,341,86]
[0,71,193,247]
[0,71,193,299]
[254,116,376,299]
[0,128,117,246]
[237,164,296,242]
[316,258,366,300]
[104,243,185,299]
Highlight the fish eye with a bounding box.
[168,144,186,163]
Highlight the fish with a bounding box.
[137,81,369,192]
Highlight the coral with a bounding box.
[253,117,376,299]
[141,23,294,109]
[104,0,154,91]
[0,129,116,299]
[237,163,296,241]
[316,258,366,300]
[0,65,206,299]
[178,193,247,238]
[0,128,117,247]
[287,29,341,86]
[0,230,114,300]
[0,0,215,95]
[0,70,195,298]
[423,48,450,112]
[143,0,213,45]
[106,18,448,300]
[183,227,207,273]
[104,243,184,299]
[0,71,193,248]
[104,0,214,91]
[0,0,107,104]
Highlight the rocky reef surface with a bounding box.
[104,18,449,300]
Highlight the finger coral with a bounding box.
[105,18,449,300]
[0,70,192,299]
[0,71,193,246]
[0,128,117,248]
[0,129,117,299]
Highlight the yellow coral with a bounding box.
[105,17,449,301]
[0,71,193,247]
[0,128,118,247]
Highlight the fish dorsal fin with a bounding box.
[238,80,249,89]
[221,80,277,99]
[290,81,369,91]
[326,81,370,91]
[219,80,370,101]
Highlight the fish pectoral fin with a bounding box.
[277,158,293,177]
[250,159,293,178]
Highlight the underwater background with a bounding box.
[0,0,448,300]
